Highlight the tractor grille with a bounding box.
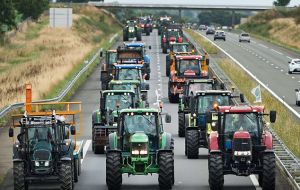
[233,138,251,152]
[33,150,51,160]
[94,128,117,137]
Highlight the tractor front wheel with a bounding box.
[178,112,185,137]
[106,152,122,190]
[158,152,174,189]
[14,162,28,190]
[208,154,224,190]
[186,130,199,159]
[60,161,73,190]
[261,153,276,190]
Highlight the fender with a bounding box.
[262,131,273,150]
[209,131,219,151]
[160,132,173,150]
[108,132,118,150]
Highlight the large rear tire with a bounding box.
[60,161,73,190]
[158,152,174,189]
[73,159,78,182]
[261,153,276,190]
[106,152,122,190]
[137,32,142,41]
[178,112,185,137]
[186,130,199,159]
[208,154,224,190]
[13,162,28,190]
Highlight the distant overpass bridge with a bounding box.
[88,1,275,11]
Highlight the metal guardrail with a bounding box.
[183,30,300,189]
[0,48,102,120]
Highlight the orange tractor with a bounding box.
[168,55,209,103]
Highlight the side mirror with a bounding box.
[206,112,212,123]
[100,51,103,57]
[295,89,299,92]
[240,93,245,103]
[270,111,276,123]
[220,83,225,90]
[100,97,105,110]
[70,126,76,135]
[9,127,14,137]
[165,114,171,123]
[149,46,152,50]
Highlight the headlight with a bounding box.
[234,151,251,156]
[35,161,40,167]
[45,161,50,167]
[211,122,216,127]
[140,150,148,155]
[132,150,139,155]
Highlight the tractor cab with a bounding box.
[173,55,207,78]
[108,80,149,108]
[208,105,277,184]
[170,42,190,54]
[113,64,149,81]
[100,49,117,90]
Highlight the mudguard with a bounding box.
[185,113,197,128]
[262,131,273,150]
[160,132,173,150]
[107,132,118,150]
[92,110,102,125]
[208,131,219,151]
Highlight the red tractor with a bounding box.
[208,105,277,190]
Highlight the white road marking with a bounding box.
[249,175,261,190]
[287,56,293,60]
[252,41,257,44]
[275,66,279,69]
[280,69,284,72]
[271,49,283,55]
[258,43,268,49]
[298,81,300,83]
[271,64,274,66]
[292,76,295,79]
[81,139,91,164]
[109,33,118,43]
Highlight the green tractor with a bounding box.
[108,80,149,108]
[92,89,136,154]
[178,79,220,137]
[9,102,83,190]
[100,49,117,90]
[106,108,174,190]
[123,20,142,41]
[184,90,244,159]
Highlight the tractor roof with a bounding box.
[109,80,141,84]
[171,42,189,46]
[175,55,204,60]
[102,90,135,94]
[187,79,214,84]
[195,90,232,96]
[114,64,144,69]
[218,105,264,113]
[124,43,145,47]
[107,49,117,53]
[120,108,159,114]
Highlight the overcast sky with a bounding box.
[104,0,300,6]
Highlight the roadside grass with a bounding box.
[185,29,219,54]
[190,31,300,158]
[25,18,48,40]
[0,6,121,110]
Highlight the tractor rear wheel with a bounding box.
[137,32,142,41]
[106,152,122,190]
[262,153,276,190]
[158,152,174,189]
[208,154,224,190]
[186,130,199,159]
[60,161,73,190]
[14,162,28,190]
[178,112,185,137]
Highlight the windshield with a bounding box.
[172,44,188,52]
[124,114,157,136]
[108,53,117,65]
[167,30,180,37]
[188,83,213,95]
[110,84,140,102]
[241,33,249,37]
[197,95,230,113]
[118,69,141,80]
[178,59,201,76]
[294,60,300,64]
[224,113,258,135]
[27,126,54,150]
[105,93,133,110]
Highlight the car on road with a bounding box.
[214,30,226,41]
[206,27,215,35]
[239,33,251,43]
[199,24,206,30]
[288,59,300,74]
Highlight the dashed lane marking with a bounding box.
[271,49,283,55]
[258,43,268,49]
[81,139,91,164]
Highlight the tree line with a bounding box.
[0,0,49,42]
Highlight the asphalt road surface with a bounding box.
[0,30,291,190]
[198,30,300,114]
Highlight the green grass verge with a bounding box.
[25,18,48,40]
[184,29,219,54]
[190,31,300,158]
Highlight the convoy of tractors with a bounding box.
[8,16,277,190]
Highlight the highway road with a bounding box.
[0,30,291,190]
[197,30,300,114]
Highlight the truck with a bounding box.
[106,108,174,190]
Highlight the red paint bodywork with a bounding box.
[262,131,273,150]
[209,131,219,151]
